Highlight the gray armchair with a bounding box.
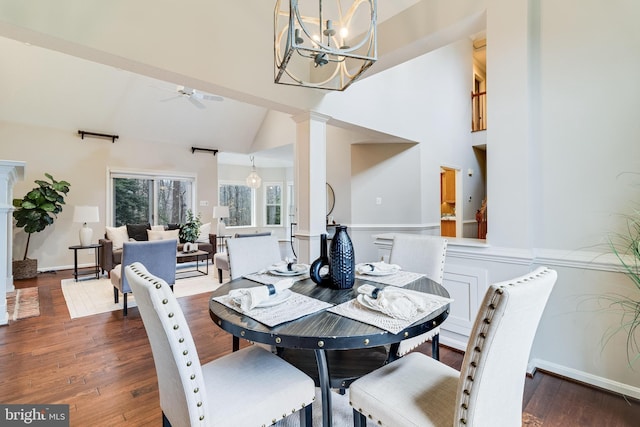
[110,239,177,316]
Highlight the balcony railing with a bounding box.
[471,91,486,132]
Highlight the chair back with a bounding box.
[389,234,448,284]
[226,235,281,280]
[455,267,557,425]
[125,262,210,427]
[120,239,177,293]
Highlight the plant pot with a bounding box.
[13,258,38,280]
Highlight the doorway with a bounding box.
[440,167,458,237]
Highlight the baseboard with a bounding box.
[528,357,640,400]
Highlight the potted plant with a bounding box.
[179,209,202,246]
[12,173,70,279]
[601,206,640,366]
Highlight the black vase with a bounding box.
[329,225,355,289]
[309,234,332,286]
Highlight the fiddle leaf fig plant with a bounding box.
[180,209,202,244]
[13,173,71,260]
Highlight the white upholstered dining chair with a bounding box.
[226,234,282,280]
[125,262,315,427]
[214,232,273,283]
[349,266,557,427]
[389,234,448,359]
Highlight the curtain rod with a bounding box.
[78,130,119,143]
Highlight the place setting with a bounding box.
[211,274,332,327]
[328,283,453,334]
[355,261,425,287]
[243,258,311,285]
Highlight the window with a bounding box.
[109,170,195,226]
[264,183,282,226]
[219,182,254,227]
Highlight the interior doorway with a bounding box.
[440,167,459,237]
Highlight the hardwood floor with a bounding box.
[3,270,639,426]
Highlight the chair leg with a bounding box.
[353,409,367,427]
[232,336,240,352]
[123,293,128,316]
[113,287,119,303]
[300,404,312,427]
[162,411,171,427]
[431,333,440,360]
[217,268,223,284]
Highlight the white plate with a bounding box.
[256,289,293,307]
[269,264,308,276]
[356,264,399,276]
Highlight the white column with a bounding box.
[292,112,330,264]
[0,161,26,325]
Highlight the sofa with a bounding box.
[99,222,217,275]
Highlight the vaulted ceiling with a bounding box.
[0,1,485,166]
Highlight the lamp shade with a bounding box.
[73,206,99,246]
[213,206,230,237]
[213,206,230,219]
[73,206,99,223]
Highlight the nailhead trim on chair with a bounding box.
[129,264,208,425]
[456,269,549,426]
[456,286,504,426]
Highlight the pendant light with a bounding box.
[246,156,262,189]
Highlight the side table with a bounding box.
[69,244,101,281]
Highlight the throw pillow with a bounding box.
[105,225,128,250]
[127,223,151,241]
[151,225,165,231]
[196,222,211,243]
[147,229,180,242]
[167,223,181,230]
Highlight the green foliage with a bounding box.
[13,173,70,260]
[602,207,640,367]
[180,209,202,243]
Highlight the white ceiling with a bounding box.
[0,1,478,167]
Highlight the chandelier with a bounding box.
[274,0,377,91]
[246,156,262,189]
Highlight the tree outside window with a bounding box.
[219,183,253,227]
[111,174,193,226]
[265,183,282,226]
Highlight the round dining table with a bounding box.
[209,275,450,427]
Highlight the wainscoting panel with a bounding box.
[441,264,488,337]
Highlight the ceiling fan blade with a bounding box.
[160,95,182,103]
[201,94,224,102]
[188,96,206,109]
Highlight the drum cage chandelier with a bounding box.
[274,0,377,91]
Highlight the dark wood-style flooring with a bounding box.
[2,270,638,426]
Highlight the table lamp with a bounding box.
[73,205,100,246]
[213,206,230,237]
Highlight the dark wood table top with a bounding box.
[209,276,450,351]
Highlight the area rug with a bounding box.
[277,388,353,427]
[6,287,40,321]
[61,270,222,319]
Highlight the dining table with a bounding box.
[209,272,451,427]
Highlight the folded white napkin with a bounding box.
[228,279,294,311]
[356,261,401,275]
[357,284,428,321]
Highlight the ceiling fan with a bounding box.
[161,85,223,109]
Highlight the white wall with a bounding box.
[0,121,218,271]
